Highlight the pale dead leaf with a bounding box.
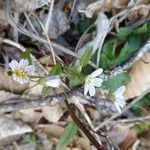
[29,80,43,96]
[39,7,70,39]
[12,108,42,123]
[13,0,50,12]
[107,124,133,145]
[0,90,19,103]
[42,103,63,123]
[120,128,137,150]
[0,116,32,145]
[124,53,150,100]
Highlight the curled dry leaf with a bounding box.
[84,0,129,18]
[124,53,150,100]
[107,124,134,146]
[0,116,32,145]
[120,129,137,150]
[77,12,110,56]
[42,103,63,123]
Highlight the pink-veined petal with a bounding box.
[114,102,122,113]
[90,68,103,78]
[13,75,29,84]
[26,65,35,75]
[93,78,103,87]
[89,85,96,97]
[9,60,19,71]
[84,83,89,96]
[115,97,126,107]
[19,59,29,67]
[115,86,126,96]
[46,76,61,88]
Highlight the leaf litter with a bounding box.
[0,0,149,149]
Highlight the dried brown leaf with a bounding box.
[125,53,150,100]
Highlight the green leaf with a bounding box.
[42,85,52,94]
[69,66,82,73]
[116,34,141,65]
[135,122,149,132]
[80,47,93,68]
[100,34,141,69]
[29,132,38,143]
[131,93,150,116]
[56,121,77,150]
[21,49,32,65]
[49,64,62,75]
[103,72,130,92]
[134,22,150,34]
[100,40,117,69]
[117,27,134,40]
[69,76,81,87]
[78,17,96,34]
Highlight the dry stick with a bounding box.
[0,94,65,113]
[5,0,98,69]
[65,100,104,150]
[111,115,150,124]
[44,0,56,64]
[95,87,150,131]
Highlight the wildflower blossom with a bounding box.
[84,68,103,97]
[46,76,61,88]
[114,86,126,113]
[9,59,35,84]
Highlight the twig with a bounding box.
[95,87,150,131]
[65,99,104,150]
[45,0,54,33]
[5,0,98,68]
[0,37,26,51]
[111,115,150,124]
[13,12,19,42]
[0,94,65,113]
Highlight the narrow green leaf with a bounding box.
[56,121,77,150]
[21,49,32,64]
[103,72,130,92]
[117,27,134,40]
[134,22,150,34]
[80,47,93,68]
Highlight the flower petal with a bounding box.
[93,78,103,87]
[26,65,35,75]
[89,85,96,97]
[114,102,122,113]
[13,75,29,84]
[9,60,19,71]
[90,68,103,78]
[115,86,126,96]
[19,59,29,67]
[116,97,126,108]
[46,76,61,88]
[84,83,89,96]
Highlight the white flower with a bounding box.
[9,59,35,84]
[84,68,103,97]
[46,76,61,88]
[114,86,126,113]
